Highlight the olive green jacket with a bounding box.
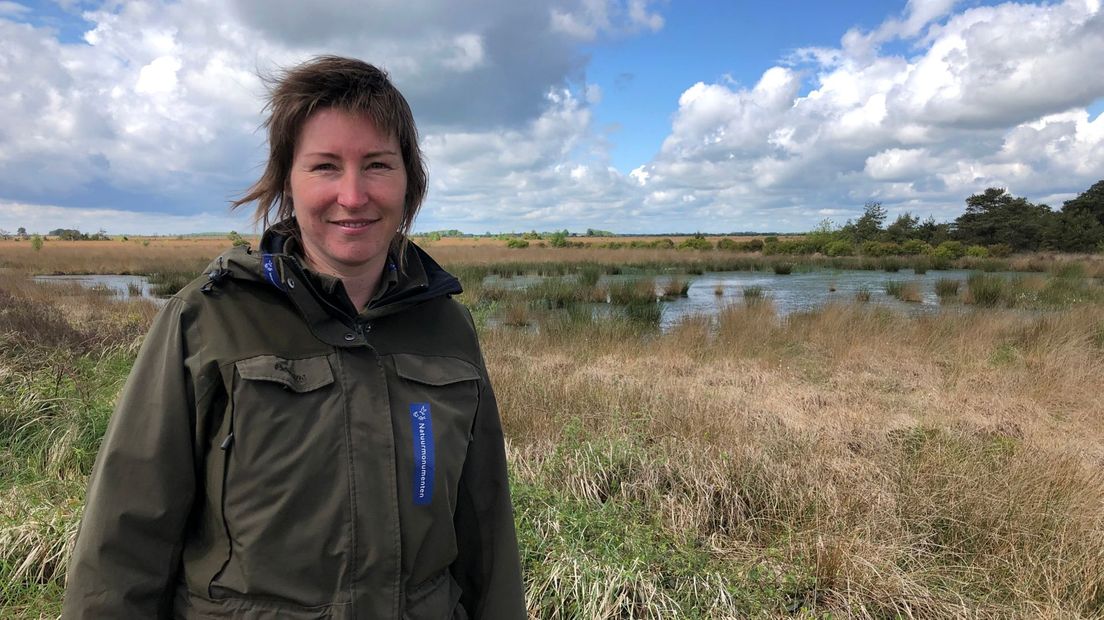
[62,233,525,619]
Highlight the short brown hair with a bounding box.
[234,56,427,244]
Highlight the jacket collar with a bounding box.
[208,221,462,346]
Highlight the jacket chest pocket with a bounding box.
[390,354,481,513]
[230,354,342,463]
[214,354,351,606]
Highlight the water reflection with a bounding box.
[32,274,160,302]
[658,269,980,329]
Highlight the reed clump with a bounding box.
[884,280,922,302]
[935,278,961,300]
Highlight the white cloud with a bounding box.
[551,0,664,40]
[134,55,183,96]
[420,87,647,231]
[441,34,486,72]
[630,0,1104,230]
[865,148,938,180]
[0,1,29,17]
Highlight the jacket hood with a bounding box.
[203,223,462,327]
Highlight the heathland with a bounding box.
[2,236,1103,618]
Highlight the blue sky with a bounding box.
[585,2,907,173]
[1,0,1102,235]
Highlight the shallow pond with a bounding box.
[32,274,161,301]
[658,268,977,327]
[483,268,998,330]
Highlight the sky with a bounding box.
[1,0,1102,235]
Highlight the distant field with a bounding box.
[0,235,770,274]
[5,236,1101,279]
[0,237,236,274]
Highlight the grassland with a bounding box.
[2,238,1104,618]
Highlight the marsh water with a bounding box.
[484,268,987,330]
[659,268,975,325]
[35,268,987,328]
[32,274,159,300]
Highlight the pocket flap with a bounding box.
[393,354,480,386]
[235,355,334,393]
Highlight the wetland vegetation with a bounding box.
[2,229,1104,617]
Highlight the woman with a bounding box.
[63,56,525,619]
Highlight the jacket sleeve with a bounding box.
[450,364,527,619]
[63,296,197,619]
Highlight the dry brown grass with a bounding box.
[429,242,754,267]
[0,237,235,274]
[421,234,767,248]
[489,301,1104,617]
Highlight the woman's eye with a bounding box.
[311,163,337,172]
[367,161,391,170]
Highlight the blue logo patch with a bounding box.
[262,254,284,291]
[410,403,435,505]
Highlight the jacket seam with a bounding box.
[334,350,359,616]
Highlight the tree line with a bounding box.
[781,179,1104,258]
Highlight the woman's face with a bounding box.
[288,108,407,279]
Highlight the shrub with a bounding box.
[716,238,738,251]
[743,286,765,301]
[31,234,43,251]
[823,240,854,257]
[548,231,570,248]
[882,257,902,272]
[227,231,248,247]
[855,287,872,303]
[677,235,713,251]
[901,239,930,255]
[988,243,1013,258]
[772,263,793,275]
[861,240,885,256]
[966,245,990,258]
[933,240,966,260]
[506,238,529,249]
[652,238,675,249]
[740,239,764,252]
[766,239,818,255]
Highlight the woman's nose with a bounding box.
[336,170,369,208]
